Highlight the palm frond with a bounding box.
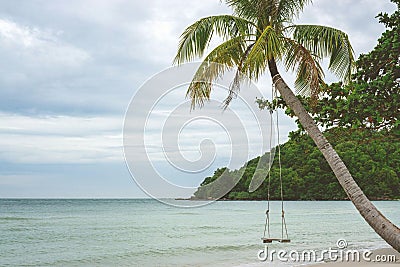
[174,15,256,65]
[226,0,313,29]
[225,0,259,21]
[225,0,266,22]
[242,26,283,80]
[277,0,313,22]
[291,24,356,83]
[187,36,248,109]
[223,43,255,109]
[283,38,324,98]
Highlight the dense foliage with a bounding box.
[263,1,399,132]
[314,0,400,130]
[193,128,400,200]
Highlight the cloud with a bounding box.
[0,18,90,67]
[0,162,146,198]
[0,1,394,116]
[0,113,122,164]
[0,174,44,186]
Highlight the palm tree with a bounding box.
[174,0,400,251]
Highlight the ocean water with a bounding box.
[0,199,399,266]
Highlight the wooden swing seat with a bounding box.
[262,238,291,243]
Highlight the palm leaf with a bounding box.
[277,0,313,22]
[225,0,260,21]
[283,37,324,98]
[242,26,284,80]
[225,0,272,23]
[187,36,248,109]
[291,24,356,83]
[174,15,256,65]
[226,0,313,27]
[223,43,255,109]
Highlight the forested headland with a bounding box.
[193,128,400,200]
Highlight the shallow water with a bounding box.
[0,199,399,266]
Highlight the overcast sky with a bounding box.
[0,0,396,198]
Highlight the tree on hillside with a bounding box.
[174,0,400,251]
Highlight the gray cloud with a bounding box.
[0,1,394,116]
[0,0,230,116]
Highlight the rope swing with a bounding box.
[261,78,290,244]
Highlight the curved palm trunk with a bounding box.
[268,60,400,252]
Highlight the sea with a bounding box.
[0,199,399,266]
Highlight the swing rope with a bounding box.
[263,104,274,240]
[262,79,289,243]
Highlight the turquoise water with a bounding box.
[0,199,399,266]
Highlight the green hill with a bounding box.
[193,128,400,200]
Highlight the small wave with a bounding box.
[184,243,257,253]
[6,227,31,232]
[0,216,34,221]
[173,212,200,215]
[197,225,224,230]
